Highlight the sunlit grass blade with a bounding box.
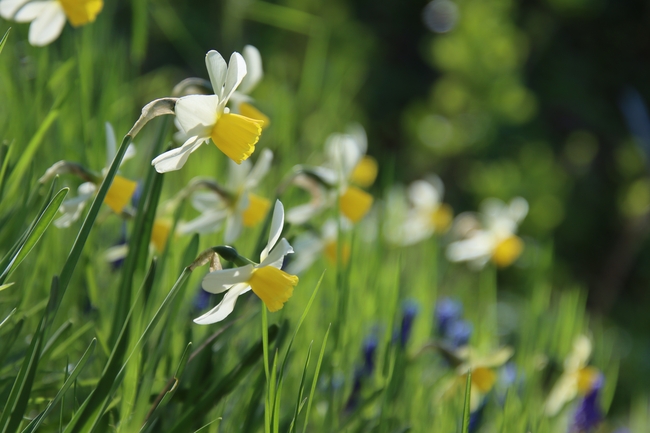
[0,282,14,292]
[0,308,17,332]
[302,323,331,433]
[0,28,9,55]
[0,318,24,368]
[461,371,472,433]
[0,187,68,284]
[193,418,221,433]
[0,276,57,433]
[0,142,13,201]
[288,341,312,433]
[21,339,96,433]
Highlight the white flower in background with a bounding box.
[285,218,351,275]
[286,124,377,225]
[194,200,298,325]
[446,197,528,269]
[104,218,173,264]
[0,0,103,46]
[44,122,136,228]
[545,335,602,416]
[178,149,273,243]
[228,45,269,126]
[384,176,453,246]
[152,49,265,173]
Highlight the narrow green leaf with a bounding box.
[289,342,313,433]
[192,418,221,433]
[461,370,472,433]
[0,276,57,433]
[302,323,331,433]
[21,339,96,433]
[0,308,16,332]
[0,318,23,367]
[0,282,14,292]
[0,28,8,55]
[0,187,68,283]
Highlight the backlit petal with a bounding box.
[260,200,284,262]
[193,283,250,324]
[25,2,65,46]
[221,52,247,108]
[14,0,49,21]
[175,94,218,134]
[205,50,227,98]
[202,265,254,294]
[0,0,30,19]
[238,45,263,95]
[259,238,293,269]
[224,212,243,244]
[178,210,227,235]
[151,135,205,173]
[245,148,273,190]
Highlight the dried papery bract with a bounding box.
[128,98,177,138]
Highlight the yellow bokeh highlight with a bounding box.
[104,175,137,214]
[151,219,172,252]
[339,186,373,223]
[249,266,298,312]
[431,203,453,233]
[323,240,351,266]
[492,235,523,268]
[59,0,103,27]
[576,366,601,394]
[470,367,497,394]
[242,193,271,227]
[239,102,270,129]
[349,156,378,188]
[211,113,263,164]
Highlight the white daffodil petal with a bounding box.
[13,0,48,21]
[286,203,322,225]
[346,123,368,155]
[284,232,323,275]
[224,212,243,244]
[326,133,362,179]
[25,1,65,46]
[54,187,94,228]
[191,191,222,212]
[245,148,273,190]
[238,45,263,95]
[221,52,247,108]
[509,197,529,224]
[151,136,204,173]
[202,265,254,294]
[408,179,440,209]
[193,283,250,324]
[104,244,129,263]
[178,210,227,235]
[227,158,251,190]
[205,50,228,98]
[123,144,136,163]
[446,234,493,263]
[259,238,293,269]
[174,94,219,134]
[260,200,284,262]
[0,0,29,19]
[105,122,117,165]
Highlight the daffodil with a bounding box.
[228,45,270,126]
[194,200,298,325]
[284,218,351,275]
[104,218,173,265]
[545,335,602,416]
[286,124,377,224]
[384,176,453,246]
[152,49,265,173]
[0,0,102,46]
[178,149,273,243]
[446,197,528,269]
[39,122,136,228]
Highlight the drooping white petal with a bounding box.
[259,238,294,269]
[408,179,441,210]
[54,182,96,228]
[104,244,129,263]
[151,135,205,173]
[226,158,251,190]
[346,123,368,155]
[260,200,284,262]
[202,265,254,294]
[13,0,48,21]
[0,0,29,20]
[178,210,227,235]
[205,50,228,98]
[25,1,65,46]
[174,94,218,135]
[191,191,222,212]
[508,197,529,224]
[446,233,494,263]
[326,133,362,180]
[245,148,273,190]
[286,203,322,225]
[238,45,263,95]
[193,282,250,324]
[220,52,247,109]
[224,212,243,245]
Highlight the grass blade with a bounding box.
[461,371,472,433]
[288,342,312,433]
[0,28,9,55]
[302,323,331,433]
[21,339,96,433]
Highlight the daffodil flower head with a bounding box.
[455,346,514,411]
[178,149,273,243]
[229,45,270,127]
[0,0,102,46]
[45,122,136,228]
[284,218,351,275]
[446,197,528,269]
[152,50,265,173]
[194,200,298,325]
[545,335,601,416]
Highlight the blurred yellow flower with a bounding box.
[0,0,102,46]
